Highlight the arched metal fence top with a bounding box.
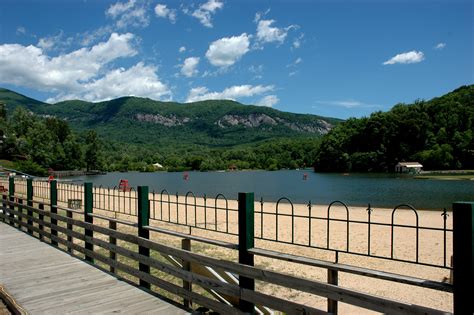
[327,200,350,218]
[214,193,228,209]
[160,189,170,199]
[391,204,419,226]
[185,191,196,199]
[327,200,350,252]
[275,196,293,211]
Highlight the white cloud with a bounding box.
[0,33,170,103]
[106,0,136,17]
[186,84,274,102]
[47,62,171,103]
[435,42,446,50]
[205,33,250,67]
[155,4,177,23]
[191,0,223,28]
[257,95,279,107]
[383,50,424,65]
[180,57,200,77]
[254,14,297,46]
[0,32,137,91]
[106,0,149,29]
[179,46,186,53]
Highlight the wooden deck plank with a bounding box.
[0,222,188,314]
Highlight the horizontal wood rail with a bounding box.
[88,212,138,227]
[1,198,451,315]
[249,248,453,292]
[144,225,239,249]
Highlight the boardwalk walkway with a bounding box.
[0,222,187,314]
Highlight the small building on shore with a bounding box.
[395,162,423,174]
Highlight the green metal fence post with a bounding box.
[26,178,33,234]
[84,182,94,263]
[238,192,255,314]
[137,185,150,289]
[50,180,58,246]
[8,176,14,226]
[452,202,474,315]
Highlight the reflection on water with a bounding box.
[68,170,474,209]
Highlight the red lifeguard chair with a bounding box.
[118,179,132,192]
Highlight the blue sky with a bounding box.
[0,0,472,119]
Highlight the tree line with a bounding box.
[314,85,473,172]
[0,105,102,175]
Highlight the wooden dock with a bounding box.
[0,222,187,314]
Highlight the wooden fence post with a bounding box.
[50,179,58,246]
[238,192,255,314]
[8,176,15,226]
[137,185,150,289]
[452,202,473,315]
[109,220,117,273]
[27,178,33,235]
[84,182,94,263]
[328,251,339,314]
[182,238,192,308]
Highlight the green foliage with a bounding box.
[0,106,88,173]
[315,85,474,172]
[84,130,103,171]
[14,160,47,176]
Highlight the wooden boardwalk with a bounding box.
[0,222,187,314]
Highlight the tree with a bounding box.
[84,130,103,171]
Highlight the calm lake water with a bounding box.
[67,170,474,210]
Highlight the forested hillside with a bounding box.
[0,106,101,175]
[314,85,474,172]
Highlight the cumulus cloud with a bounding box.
[190,0,223,28]
[205,33,250,67]
[0,33,170,102]
[180,57,200,77]
[47,62,170,103]
[435,42,446,50]
[155,4,177,23]
[383,50,424,65]
[254,14,297,46]
[106,0,149,29]
[179,46,186,53]
[257,95,279,107]
[186,84,274,102]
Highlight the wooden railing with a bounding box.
[1,177,472,314]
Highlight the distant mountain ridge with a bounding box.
[0,88,340,148]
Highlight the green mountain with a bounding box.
[315,85,474,172]
[0,89,340,149]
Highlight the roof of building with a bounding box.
[396,162,423,168]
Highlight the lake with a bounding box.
[66,170,474,210]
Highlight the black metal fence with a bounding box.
[1,177,453,270]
